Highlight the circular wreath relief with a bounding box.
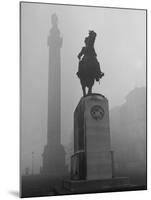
[90,105,104,120]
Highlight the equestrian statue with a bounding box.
[76,31,104,96]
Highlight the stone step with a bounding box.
[63,177,130,193]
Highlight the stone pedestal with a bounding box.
[72,94,112,180]
[60,94,131,194]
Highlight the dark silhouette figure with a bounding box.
[77,31,104,96]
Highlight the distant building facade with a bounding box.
[110,87,146,185]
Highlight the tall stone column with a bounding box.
[41,14,67,177]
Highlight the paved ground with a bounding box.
[21,171,146,198]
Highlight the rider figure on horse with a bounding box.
[77,30,104,96]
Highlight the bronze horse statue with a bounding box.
[77,31,104,96]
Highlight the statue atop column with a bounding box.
[76,31,104,96]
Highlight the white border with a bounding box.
[0,0,150,199]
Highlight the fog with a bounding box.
[20,3,146,174]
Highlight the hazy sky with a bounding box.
[21,3,146,174]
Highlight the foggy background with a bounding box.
[21,3,146,175]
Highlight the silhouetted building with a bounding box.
[41,14,67,177]
[110,87,146,185]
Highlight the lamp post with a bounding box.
[32,151,34,175]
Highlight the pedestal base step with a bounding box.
[63,177,130,193]
[54,183,146,196]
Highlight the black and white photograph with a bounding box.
[20,2,147,198]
